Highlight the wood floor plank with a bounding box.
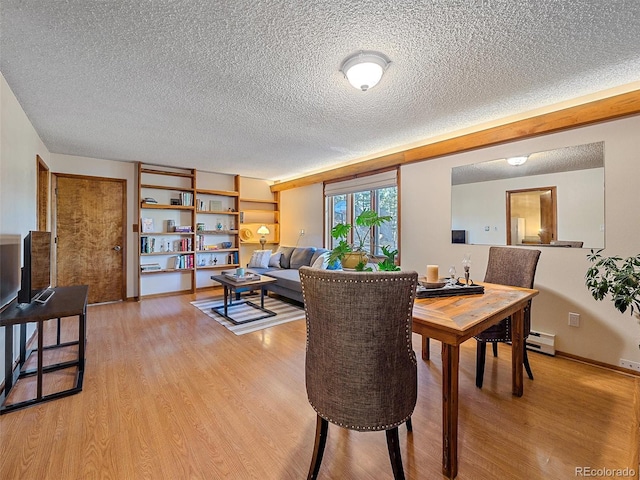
[1,292,637,479]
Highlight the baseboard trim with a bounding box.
[556,350,640,377]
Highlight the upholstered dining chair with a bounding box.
[475,246,541,389]
[299,267,419,480]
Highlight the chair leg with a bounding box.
[524,347,534,380]
[476,340,487,388]
[307,415,328,480]
[492,341,498,357]
[406,416,412,432]
[385,427,405,480]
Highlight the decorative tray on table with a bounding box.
[416,280,484,298]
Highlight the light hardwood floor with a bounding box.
[1,292,638,479]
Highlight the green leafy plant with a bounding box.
[376,245,401,271]
[328,209,393,270]
[585,249,640,315]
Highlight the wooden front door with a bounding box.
[54,174,126,304]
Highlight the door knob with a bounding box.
[113,245,122,252]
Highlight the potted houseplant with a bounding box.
[328,209,393,270]
[585,249,640,318]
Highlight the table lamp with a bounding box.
[257,225,270,248]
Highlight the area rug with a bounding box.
[191,295,304,335]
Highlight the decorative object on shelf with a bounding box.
[221,242,232,249]
[141,218,154,233]
[170,198,181,205]
[257,225,270,248]
[166,219,175,232]
[210,200,222,211]
[197,223,205,231]
[328,209,392,270]
[340,50,390,91]
[216,219,223,231]
[142,197,157,204]
[240,228,253,241]
[585,249,640,318]
[462,254,472,285]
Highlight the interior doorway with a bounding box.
[36,155,49,231]
[506,187,557,245]
[53,173,126,304]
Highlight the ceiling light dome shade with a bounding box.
[341,52,390,91]
[507,156,528,166]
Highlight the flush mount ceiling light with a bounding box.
[507,156,528,166]
[340,51,390,91]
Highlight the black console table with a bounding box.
[0,285,88,414]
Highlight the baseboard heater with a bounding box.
[526,330,556,356]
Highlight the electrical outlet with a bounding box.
[568,312,580,327]
[619,359,640,372]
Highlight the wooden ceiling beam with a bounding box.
[271,89,640,193]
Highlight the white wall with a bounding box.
[0,73,50,384]
[279,183,323,248]
[401,116,640,368]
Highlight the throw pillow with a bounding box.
[311,252,330,269]
[276,246,296,269]
[248,249,272,269]
[268,251,282,267]
[290,247,316,270]
[326,258,342,270]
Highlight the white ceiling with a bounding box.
[1,1,639,182]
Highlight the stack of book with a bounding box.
[179,192,193,206]
[223,272,260,282]
[141,263,162,272]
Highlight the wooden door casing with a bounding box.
[55,174,126,303]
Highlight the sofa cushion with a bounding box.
[276,246,296,269]
[290,247,317,270]
[248,249,272,268]
[268,251,282,267]
[311,251,330,269]
[310,248,330,266]
[264,269,302,293]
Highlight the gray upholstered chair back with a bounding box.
[484,246,541,290]
[299,266,419,431]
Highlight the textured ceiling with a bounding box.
[451,142,604,185]
[1,1,639,181]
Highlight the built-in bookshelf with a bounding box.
[237,177,280,267]
[138,164,196,297]
[137,166,274,297]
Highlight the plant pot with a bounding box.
[342,252,368,269]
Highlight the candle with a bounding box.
[426,265,439,283]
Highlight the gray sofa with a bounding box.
[248,246,329,303]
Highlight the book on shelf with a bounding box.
[168,254,194,270]
[180,192,193,206]
[174,225,192,232]
[140,263,162,272]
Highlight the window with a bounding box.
[325,170,398,257]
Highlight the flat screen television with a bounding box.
[0,234,22,310]
[452,230,467,244]
[17,231,52,304]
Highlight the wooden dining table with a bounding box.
[412,282,539,479]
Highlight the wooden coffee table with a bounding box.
[210,274,277,324]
